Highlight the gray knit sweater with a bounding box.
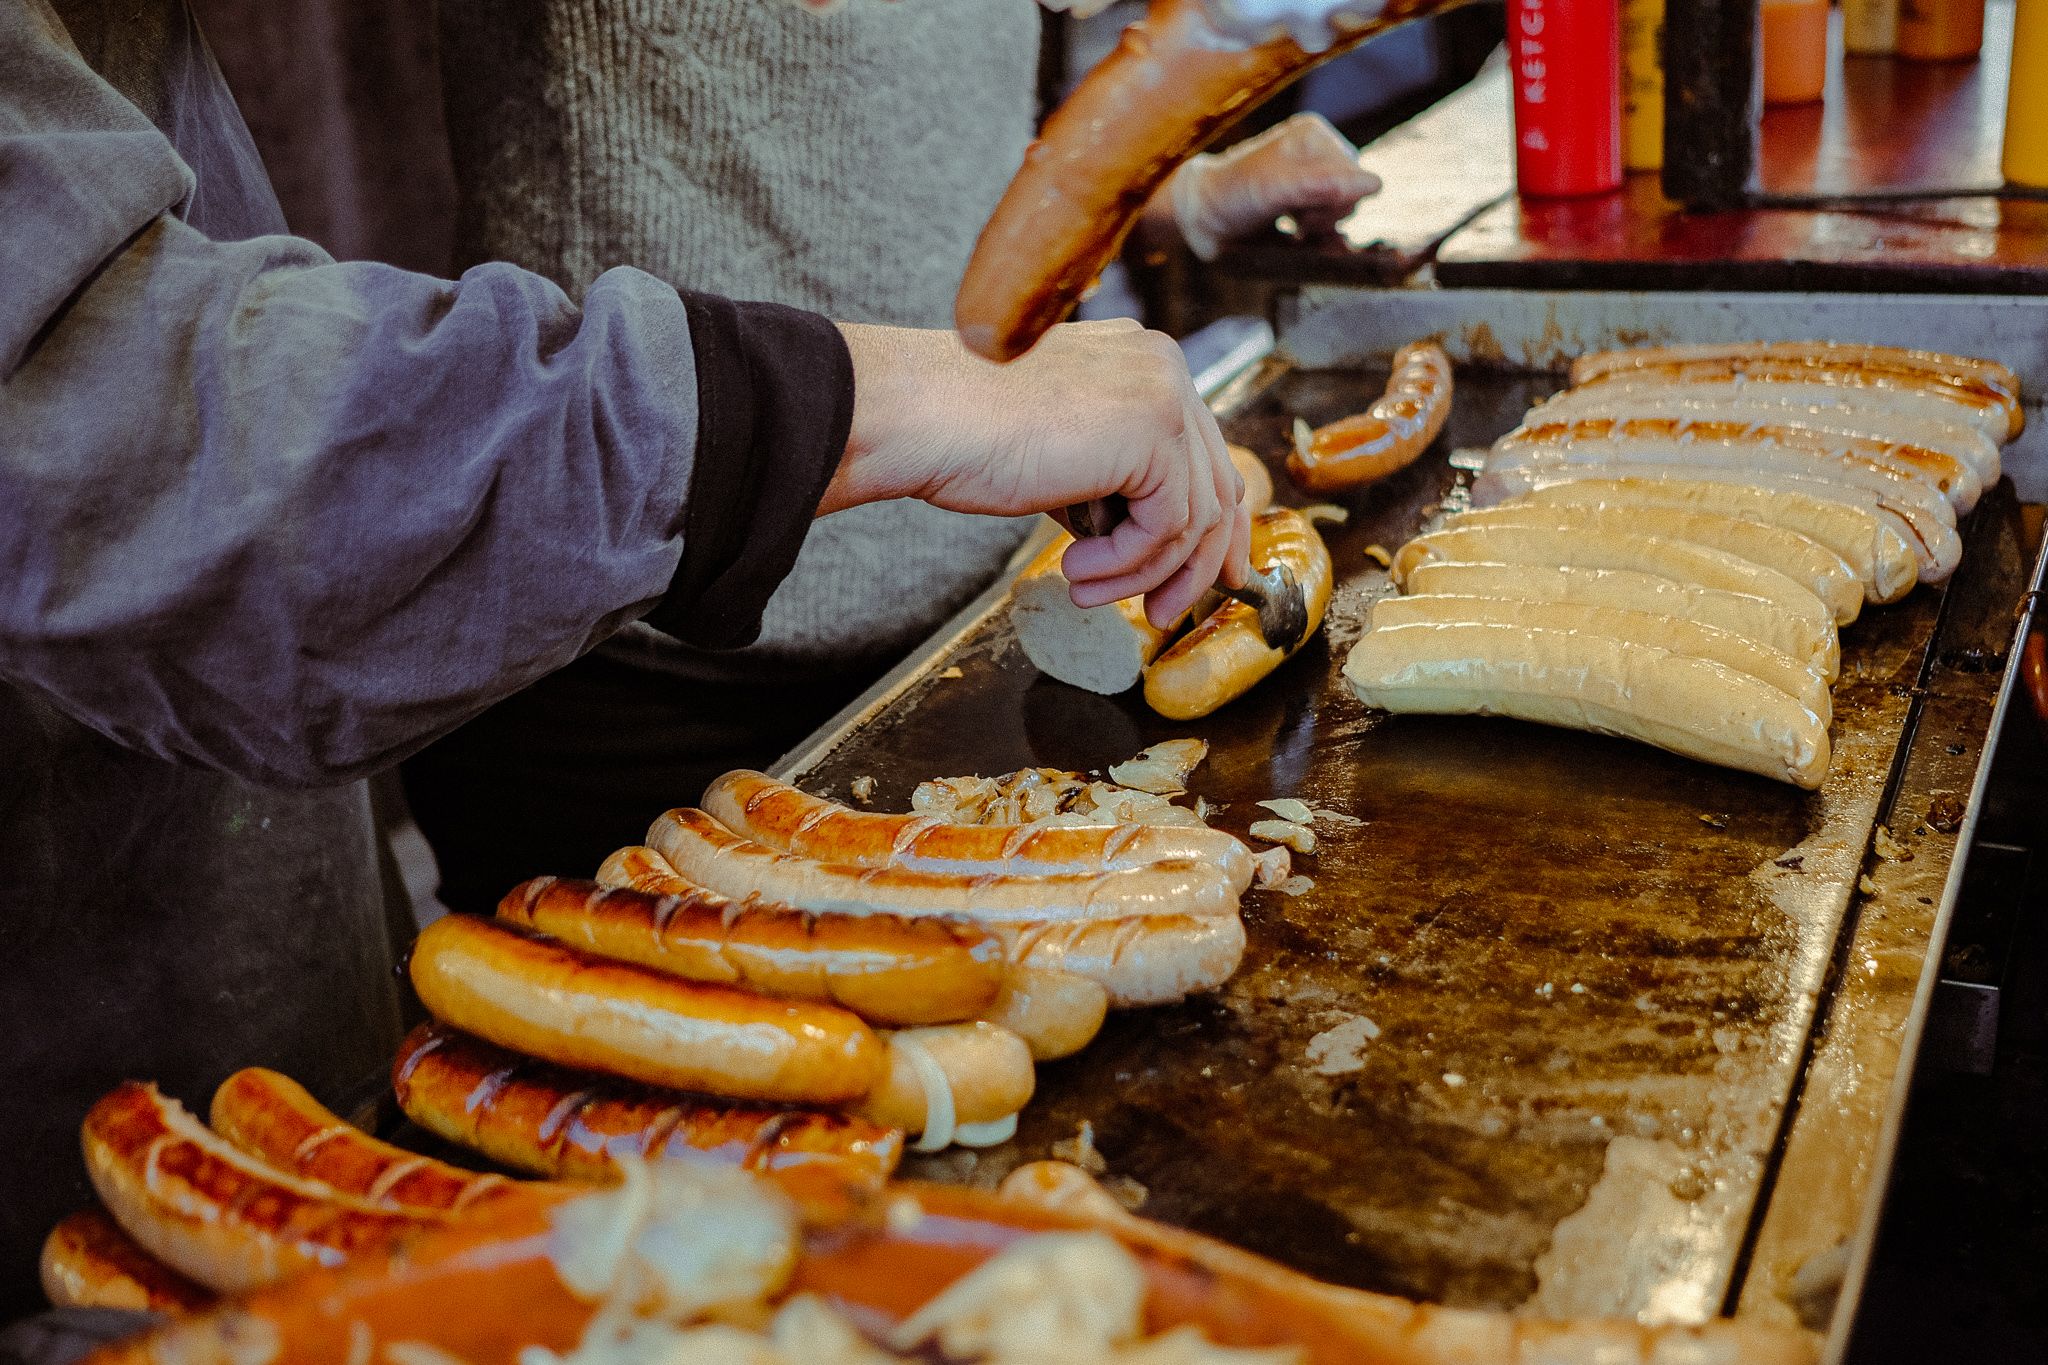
[439,0,1041,683]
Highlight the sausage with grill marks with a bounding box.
[499,874,1008,1027]
[647,807,1244,924]
[391,1023,902,1191]
[80,1083,436,1294]
[40,1209,212,1314]
[208,1068,528,1217]
[701,770,1255,892]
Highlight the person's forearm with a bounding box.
[0,215,709,786]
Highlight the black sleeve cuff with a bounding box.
[644,291,854,650]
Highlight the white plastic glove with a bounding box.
[1169,111,1381,261]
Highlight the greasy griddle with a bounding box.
[786,365,2025,1319]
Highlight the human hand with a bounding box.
[1169,112,1380,260]
[826,319,1252,628]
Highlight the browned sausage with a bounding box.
[80,1082,433,1294]
[76,1169,1819,1365]
[208,1068,525,1215]
[390,1023,901,1191]
[954,0,1455,361]
[498,875,1006,1027]
[409,914,887,1105]
[1144,508,1335,720]
[701,769,1255,892]
[1286,342,1454,491]
[40,1209,212,1314]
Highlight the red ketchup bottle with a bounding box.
[1508,0,1624,197]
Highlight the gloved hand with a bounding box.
[1168,112,1381,261]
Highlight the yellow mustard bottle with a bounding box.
[1620,0,1665,170]
[2006,0,2048,187]
[1843,0,1900,54]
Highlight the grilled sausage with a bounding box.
[408,914,886,1105]
[647,807,1244,924]
[80,1083,433,1295]
[1442,503,1864,625]
[207,1068,523,1217]
[1566,341,2021,439]
[77,1173,1820,1365]
[1527,384,2001,484]
[1286,342,1454,491]
[40,1209,212,1315]
[1370,595,1832,722]
[1402,561,1840,680]
[1390,523,1835,630]
[1497,416,1981,511]
[1564,353,2018,442]
[954,0,1423,360]
[1472,460,1962,583]
[498,875,1008,1027]
[1343,621,1831,788]
[592,853,1113,1051]
[391,1023,902,1190]
[1499,477,1917,603]
[701,770,1256,893]
[1143,508,1335,720]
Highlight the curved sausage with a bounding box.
[1286,341,1454,491]
[646,808,1244,923]
[1443,503,1864,625]
[981,966,1110,1061]
[1402,560,1840,680]
[497,875,1008,1027]
[80,1082,433,1295]
[954,0,1454,360]
[1389,523,1835,632]
[595,842,686,893]
[408,914,887,1105]
[981,907,1248,1008]
[390,1023,902,1190]
[1566,341,2021,439]
[40,1209,212,1314]
[1498,416,1981,511]
[1371,594,1832,722]
[853,1023,1037,1148]
[1501,477,1917,604]
[701,770,1256,893]
[208,1068,524,1216]
[1143,508,1335,721]
[1343,621,1831,788]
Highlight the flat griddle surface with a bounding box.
[791,368,2019,1317]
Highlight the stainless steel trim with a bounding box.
[1818,535,2047,1364]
